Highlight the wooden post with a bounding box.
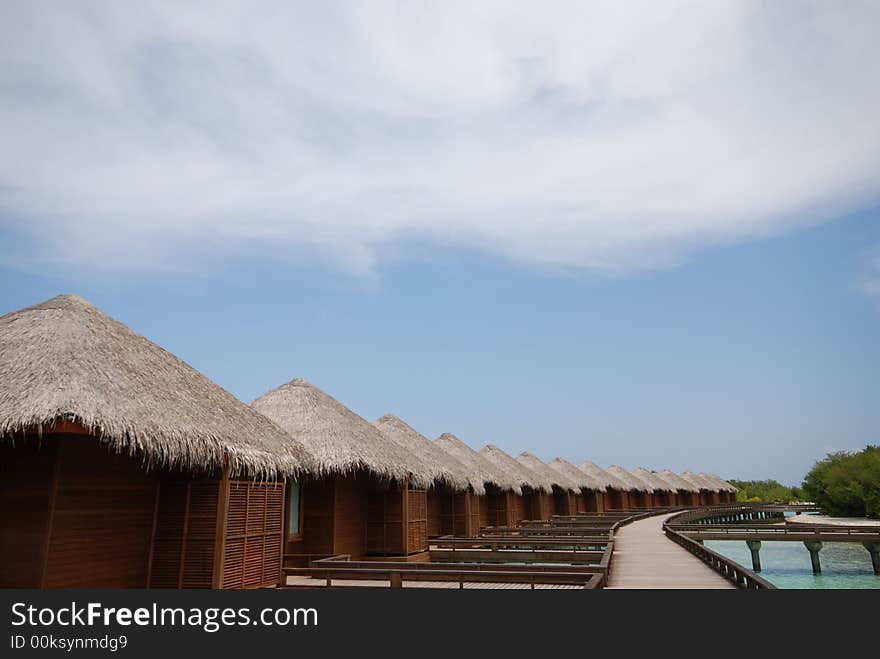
[177,483,192,589]
[146,479,162,588]
[804,541,822,574]
[402,477,409,555]
[39,439,63,589]
[746,540,762,572]
[390,571,402,588]
[862,542,880,575]
[211,465,231,589]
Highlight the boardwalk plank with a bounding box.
[606,512,735,589]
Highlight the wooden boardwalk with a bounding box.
[285,575,583,589]
[606,512,735,589]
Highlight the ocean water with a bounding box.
[705,540,880,589]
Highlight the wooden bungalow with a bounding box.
[374,415,483,538]
[681,471,716,506]
[579,461,633,510]
[0,295,314,589]
[633,467,676,507]
[607,465,653,508]
[516,452,581,516]
[548,458,607,512]
[434,434,523,528]
[658,469,702,506]
[252,380,435,560]
[480,445,554,522]
[700,472,738,504]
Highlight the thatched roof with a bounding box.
[434,433,522,494]
[578,460,631,491]
[516,452,579,492]
[657,469,699,492]
[252,379,433,487]
[716,475,738,493]
[0,294,313,478]
[480,445,553,493]
[699,472,737,492]
[548,458,607,492]
[680,470,716,491]
[373,414,482,494]
[607,465,651,492]
[633,467,674,492]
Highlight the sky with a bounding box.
[1,1,879,484]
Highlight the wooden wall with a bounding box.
[218,480,284,589]
[300,476,336,554]
[524,489,554,521]
[0,440,57,587]
[553,488,576,516]
[336,474,368,556]
[294,473,425,559]
[439,490,481,537]
[478,494,489,528]
[512,493,527,524]
[1,433,286,590]
[427,489,443,538]
[149,480,218,588]
[606,488,626,510]
[485,489,518,527]
[580,490,602,513]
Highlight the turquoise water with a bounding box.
[706,540,880,589]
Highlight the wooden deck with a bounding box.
[285,575,583,589]
[606,512,735,589]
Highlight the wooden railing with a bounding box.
[283,509,678,590]
[663,507,777,589]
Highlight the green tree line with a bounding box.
[731,445,879,518]
[801,445,880,518]
[730,479,804,503]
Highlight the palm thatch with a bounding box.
[680,470,717,491]
[480,445,553,494]
[434,434,522,494]
[657,469,699,492]
[632,467,675,492]
[373,414,482,494]
[252,379,433,487]
[548,458,607,492]
[578,460,631,491]
[699,472,737,492]
[0,294,313,478]
[607,465,651,492]
[516,452,580,492]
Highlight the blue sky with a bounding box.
[1,2,879,484]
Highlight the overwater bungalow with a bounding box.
[658,469,702,506]
[607,465,653,508]
[698,472,737,504]
[579,461,633,510]
[632,467,677,506]
[680,471,717,506]
[548,458,607,512]
[433,433,523,528]
[0,295,314,589]
[481,445,554,521]
[252,380,434,560]
[516,452,581,516]
[374,415,483,537]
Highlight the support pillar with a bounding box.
[863,542,880,576]
[804,541,822,574]
[746,540,762,572]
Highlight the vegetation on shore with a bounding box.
[730,479,804,503]
[802,446,880,519]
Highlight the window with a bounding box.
[287,480,301,537]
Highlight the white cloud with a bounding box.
[1,1,879,275]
